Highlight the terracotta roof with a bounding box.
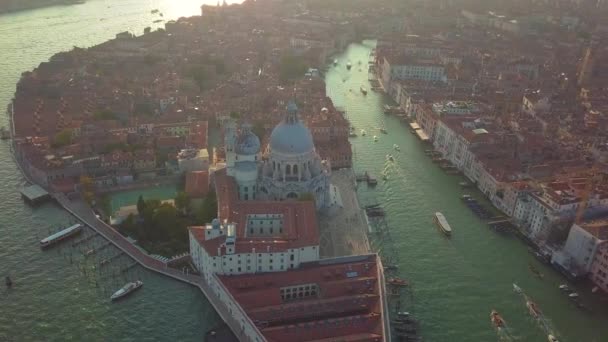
[190,170,320,256]
[218,254,384,342]
[185,171,210,198]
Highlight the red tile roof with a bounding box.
[190,170,320,256]
[185,171,209,198]
[218,254,384,342]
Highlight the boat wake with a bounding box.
[513,284,561,340]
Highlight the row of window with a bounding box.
[280,284,319,301]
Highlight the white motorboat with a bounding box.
[558,284,570,292]
[361,129,367,136]
[548,334,559,342]
[568,292,579,299]
[111,280,143,301]
[434,212,452,236]
[393,144,400,151]
[333,59,338,66]
[373,135,378,142]
[513,283,522,293]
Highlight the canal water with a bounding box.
[325,41,608,342]
[0,1,606,340]
[0,1,237,341]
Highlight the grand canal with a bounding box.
[0,1,606,341]
[326,41,608,342]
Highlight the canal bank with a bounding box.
[326,40,608,342]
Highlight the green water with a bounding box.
[110,185,178,213]
[325,41,608,342]
[0,1,232,340]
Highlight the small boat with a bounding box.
[393,144,400,151]
[360,86,368,95]
[0,126,10,140]
[388,278,409,286]
[490,310,506,329]
[386,154,394,162]
[568,292,579,299]
[153,19,164,23]
[526,300,542,319]
[397,311,411,317]
[384,264,398,271]
[513,283,522,293]
[346,62,352,70]
[379,128,387,134]
[434,212,452,236]
[151,9,159,13]
[459,181,472,188]
[333,59,338,66]
[349,132,358,137]
[5,276,12,288]
[111,280,143,301]
[548,334,559,342]
[84,249,95,257]
[361,129,367,136]
[373,135,378,142]
[558,284,570,292]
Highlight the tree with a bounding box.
[137,195,146,216]
[175,191,191,215]
[52,128,73,148]
[252,121,265,139]
[196,190,217,224]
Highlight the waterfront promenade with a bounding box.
[53,193,250,341]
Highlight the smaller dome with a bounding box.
[211,218,221,229]
[321,107,329,113]
[235,129,260,155]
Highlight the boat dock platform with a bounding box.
[20,184,50,204]
[356,172,378,186]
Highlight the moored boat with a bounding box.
[558,284,570,292]
[360,86,368,95]
[388,277,409,287]
[373,135,378,142]
[548,334,559,342]
[111,280,143,301]
[333,59,338,66]
[434,212,452,236]
[526,300,542,319]
[393,144,400,151]
[346,62,352,70]
[361,129,367,136]
[40,224,83,249]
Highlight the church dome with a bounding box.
[235,128,260,155]
[269,102,314,155]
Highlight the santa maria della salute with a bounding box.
[225,101,332,208]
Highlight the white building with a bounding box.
[552,221,608,277]
[381,54,446,88]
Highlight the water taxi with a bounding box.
[526,300,542,319]
[490,310,506,329]
[513,283,522,293]
[40,224,83,249]
[393,144,400,151]
[360,86,368,95]
[111,280,143,301]
[434,212,452,236]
